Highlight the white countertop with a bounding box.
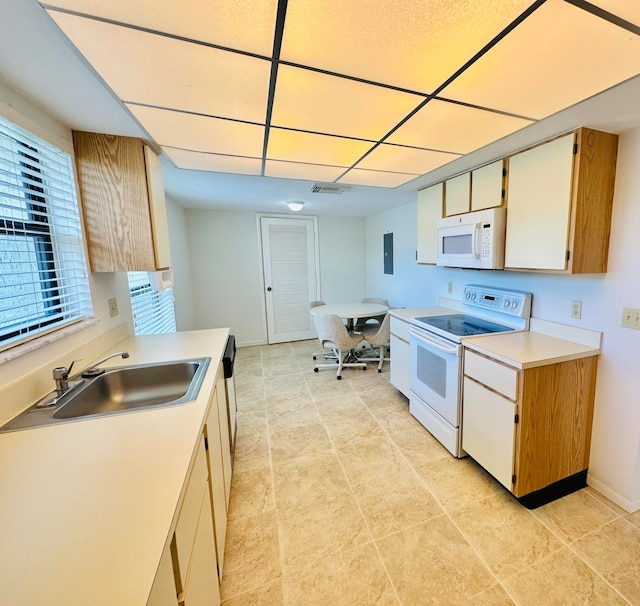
[389,306,458,321]
[463,329,601,369]
[0,328,229,606]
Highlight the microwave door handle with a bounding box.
[472,222,481,258]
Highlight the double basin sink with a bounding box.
[0,357,211,432]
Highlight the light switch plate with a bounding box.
[621,307,640,330]
[108,297,119,318]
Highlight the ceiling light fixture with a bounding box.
[286,200,305,212]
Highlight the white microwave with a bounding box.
[436,207,506,269]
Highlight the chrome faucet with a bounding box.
[52,350,129,396]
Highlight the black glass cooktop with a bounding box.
[415,314,513,337]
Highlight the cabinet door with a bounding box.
[417,183,443,264]
[505,133,575,270]
[73,131,158,272]
[215,373,232,508]
[471,160,504,211]
[462,377,516,490]
[144,146,172,270]
[180,486,221,606]
[445,172,470,216]
[147,544,178,606]
[205,384,228,576]
[389,333,410,398]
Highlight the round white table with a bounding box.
[310,302,389,331]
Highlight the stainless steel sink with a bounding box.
[0,357,211,432]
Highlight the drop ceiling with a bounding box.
[1,1,640,215]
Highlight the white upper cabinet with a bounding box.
[444,172,470,216]
[471,159,504,211]
[505,128,618,274]
[416,182,443,264]
[505,133,575,271]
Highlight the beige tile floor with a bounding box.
[220,340,640,605]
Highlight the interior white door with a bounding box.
[260,217,319,344]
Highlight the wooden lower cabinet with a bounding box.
[462,349,598,507]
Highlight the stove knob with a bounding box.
[512,300,518,309]
[465,292,471,299]
[503,299,510,307]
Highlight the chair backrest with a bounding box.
[313,313,359,350]
[366,312,391,346]
[362,297,390,306]
[310,300,326,309]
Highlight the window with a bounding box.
[0,116,91,349]
[128,272,176,335]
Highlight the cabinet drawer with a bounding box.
[390,317,410,342]
[175,439,208,588]
[464,350,518,400]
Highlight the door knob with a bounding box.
[267,287,272,291]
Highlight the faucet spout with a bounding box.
[53,351,130,395]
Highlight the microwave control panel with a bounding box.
[481,223,492,258]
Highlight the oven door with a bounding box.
[409,325,462,425]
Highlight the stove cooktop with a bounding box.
[414,313,514,338]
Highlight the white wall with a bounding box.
[180,209,366,346]
[166,196,195,331]
[366,126,640,511]
[0,81,132,420]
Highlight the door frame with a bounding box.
[256,213,321,344]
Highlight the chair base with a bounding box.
[313,349,367,379]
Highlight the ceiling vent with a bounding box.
[310,183,350,195]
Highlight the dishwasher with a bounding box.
[222,335,238,467]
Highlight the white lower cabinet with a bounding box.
[389,317,410,398]
[462,377,515,489]
[148,363,233,606]
[148,439,220,606]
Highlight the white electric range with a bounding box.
[409,285,532,457]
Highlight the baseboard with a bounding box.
[237,339,268,348]
[587,473,638,513]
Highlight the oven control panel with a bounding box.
[463,285,532,319]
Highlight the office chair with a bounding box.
[312,314,367,379]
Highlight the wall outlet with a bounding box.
[108,297,119,318]
[448,282,453,294]
[621,307,640,330]
[571,300,582,320]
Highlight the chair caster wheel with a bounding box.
[337,375,342,380]
[377,369,382,373]
[314,367,319,372]
[363,366,367,371]
[313,356,317,360]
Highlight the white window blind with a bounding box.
[0,115,91,348]
[128,271,176,335]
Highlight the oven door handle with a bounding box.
[410,327,459,355]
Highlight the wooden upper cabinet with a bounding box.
[505,128,618,274]
[416,182,443,264]
[72,131,171,272]
[444,172,470,216]
[470,159,505,211]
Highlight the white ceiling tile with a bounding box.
[271,65,424,140]
[127,105,264,157]
[267,129,372,166]
[387,99,532,153]
[48,11,271,122]
[163,147,262,175]
[337,168,418,188]
[356,143,460,174]
[44,0,278,55]
[442,1,640,119]
[264,160,346,182]
[280,0,534,92]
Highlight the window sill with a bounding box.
[0,317,99,365]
